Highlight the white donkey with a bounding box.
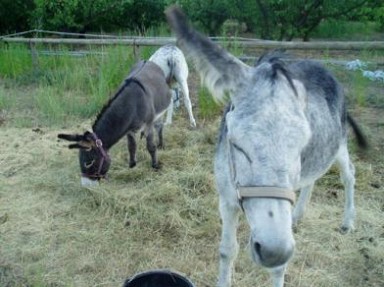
[166,6,367,287]
[149,44,196,127]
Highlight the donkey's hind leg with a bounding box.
[165,90,175,126]
[175,75,196,128]
[217,198,240,287]
[154,120,164,149]
[292,183,315,227]
[336,143,356,233]
[145,127,160,169]
[127,133,137,168]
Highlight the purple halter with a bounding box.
[82,132,111,180]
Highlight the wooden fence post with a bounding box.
[133,39,141,61]
[29,40,40,76]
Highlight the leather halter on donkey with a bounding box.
[58,60,171,186]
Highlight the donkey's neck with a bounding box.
[92,95,131,150]
[92,119,124,151]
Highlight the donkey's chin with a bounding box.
[81,176,99,187]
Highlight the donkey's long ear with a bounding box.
[165,5,251,103]
[58,133,84,142]
[68,143,84,149]
[58,133,93,150]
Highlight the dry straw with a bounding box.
[1,70,384,287]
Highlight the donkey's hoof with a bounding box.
[152,162,161,170]
[129,161,137,168]
[157,143,164,149]
[339,225,354,234]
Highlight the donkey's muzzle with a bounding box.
[252,240,294,268]
[81,176,99,187]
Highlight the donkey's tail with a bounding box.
[165,5,251,102]
[167,57,175,84]
[347,113,368,149]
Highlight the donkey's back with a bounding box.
[287,60,348,184]
[112,60,171,129]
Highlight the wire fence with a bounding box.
[2,29,384,50]
[1,29,383,81]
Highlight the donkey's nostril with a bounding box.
[254,242,263,260]
[253,240,293,268]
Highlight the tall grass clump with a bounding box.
[32,45,160,125]
[0,43,160,126]
[0,44,32,78]
[198,87,223,120]
[0,43,167,126]
[84,45,136,116]
[348,71,373,107]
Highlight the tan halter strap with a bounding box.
[237,186,296,206]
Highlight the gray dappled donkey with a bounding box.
[166,5,367,287]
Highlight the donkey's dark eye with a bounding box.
[232,143,252,163]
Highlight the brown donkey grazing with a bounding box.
[58,60,171,187]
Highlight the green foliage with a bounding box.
[1,0,383,39]
[177,0,231,35]
[122,0,168,34]
[31,0,127,32]
[0,0,35,34]
[29,0,167,34]
[242,0,384,41]
[218,0,383,40]
[312,20,379,40]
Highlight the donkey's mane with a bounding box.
[256,52,298,97]
[92,78,142,130]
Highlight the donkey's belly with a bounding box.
[154,109,167,122]
[298,151,337,189]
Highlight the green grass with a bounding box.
[0,44,158,126]
[0,44,33,78]
[197,86,223,120]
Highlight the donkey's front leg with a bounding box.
[145,127,160,169]
[218,198,240,287]
[292,183,314,227]
[270,265,287,287]
[127,133,137,168]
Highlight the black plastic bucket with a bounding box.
[123,269,195,287]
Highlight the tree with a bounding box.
[250,0,383,41]
[178,0,231,35]
[122,0,167,34]
[0,0,35,34]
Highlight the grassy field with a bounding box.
[0,44,383,287]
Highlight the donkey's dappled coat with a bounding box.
[166,6,367,287]
[149,44,196,127]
